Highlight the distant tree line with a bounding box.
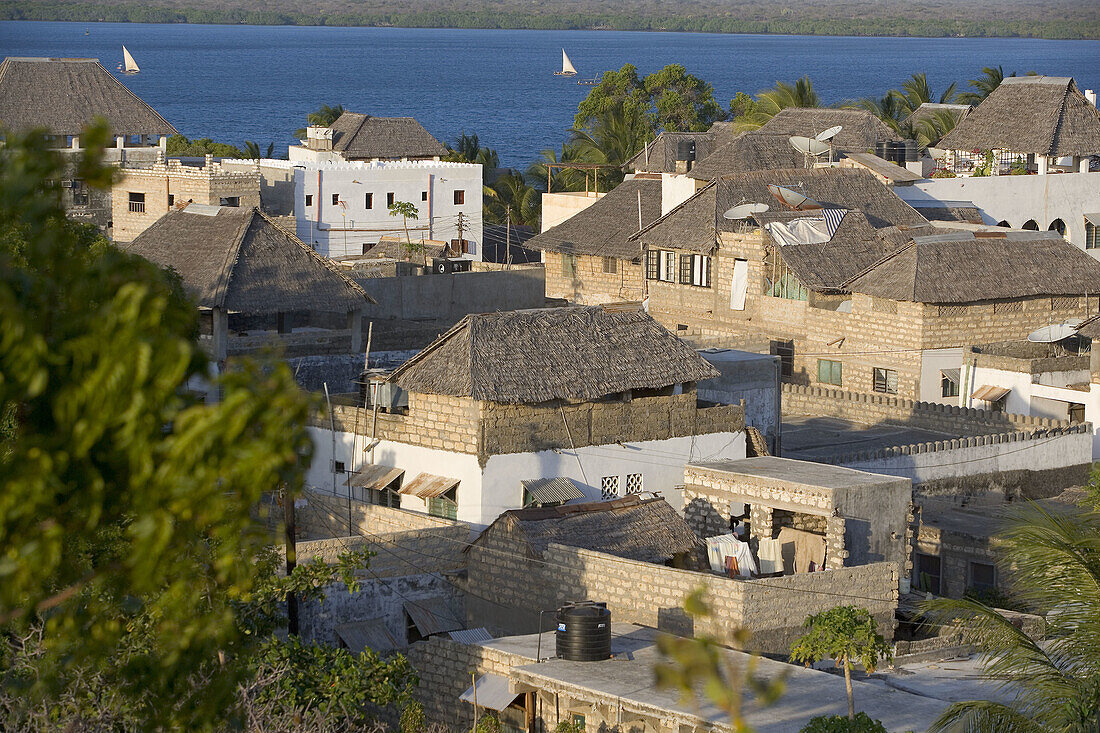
[1,1,1097,39]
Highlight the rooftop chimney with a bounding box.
[1086,89,1097,108]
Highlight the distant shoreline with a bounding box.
[2,4,1098,41]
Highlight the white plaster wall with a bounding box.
[898,172,1100,255]
[540,191,603,232]
[919,348,965,405]
[290,161,483,259]
[661,173,698,216]
[481,432,746,520]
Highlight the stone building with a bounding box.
[111,155,261,242]
[289,111,448,164]
[633,166,1100,402]
[937,76,1100,176]
[304,305,747,527]
[124,205,374,365]
[526,178,662,304]
[0,56,177,231]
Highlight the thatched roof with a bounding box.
[387,305,719,403]
[363,236,449,260]
[524,178,661,261]
[475,495,702,563]
[843,231,1100,303]
[329,112,447,160]
[625,131,722,173]
[636,167,928,253]
[755,108,902,149]
[687,132,805,180]
[938,76,1100,157]
[1077,315,1100,340]
[0,57,177,136]
[126,206,373,314]
[903,102,972,130]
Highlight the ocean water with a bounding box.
[1,21,1098,167]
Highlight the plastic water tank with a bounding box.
[555,601,611,661]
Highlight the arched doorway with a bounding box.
[1048,218,1066,235]
[1022,220,1039,231]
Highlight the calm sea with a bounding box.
[2,21,1098,166]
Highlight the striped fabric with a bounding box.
[821,208,848,237]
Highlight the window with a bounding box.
[602,256,617,274]
[405,610,425,644]
[562,253,576,278]
[220,196,240,207]
[332,460,345,473]
[661,251,676,283]
[771,340,794,378]
[941,371,960,398]
[331,193,340,206]
[454,190,465,205]
[421,191,428,201]
[369,487,401,508]
[679,254,693,284]
[763,249,807,300]
[625,473,643,494]
[387,192,395,207]
[1087,221,1099,250]
[601,476,619,500]
[127,191,145,213]
[428,487,457,520]
[1069,403,1086,424]
[873,367,898,394]
[571,715,586,731]
[305,194,313,207]
[71,179,88,206]
[364,193,373,209]
[817,359,842,386]
[969,561,996,591]
[167,193,174,208]
[691,255,711,287]
[645,249,659,280]
[915,553,941,595]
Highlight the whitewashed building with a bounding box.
[304,306,747,528]
[284,159,483,260]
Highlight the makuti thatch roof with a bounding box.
[473,495,702,563]
[636,167,927,252]
[387,305,719,404]
[126,206,373,314]
[524,178,661,261]
[329,112,448,160]
[0,57,177,137]
[687,132,805,180]
[843,230,1100,304]
[625,130,725,173]
[755,108,902,149]
[938,76,1100,157]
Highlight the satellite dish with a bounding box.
[789,136,830,156]
[723,202,770,220]
[767,184,823,211]
[815,125,843,142]
[1027,323,1079,343]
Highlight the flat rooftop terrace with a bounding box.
[782,415,958,462]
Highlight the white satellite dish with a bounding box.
[789,136,830,156]
[723,202,770,220]
[767,184,823,211]
[815,125,843,142]
[1027,322,1079,343]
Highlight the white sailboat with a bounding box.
[119,46,139,74]
[554,49,577,77]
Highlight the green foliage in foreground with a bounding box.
[0,124,415,730]
[800,712,888,733]
[1,2,1096,39]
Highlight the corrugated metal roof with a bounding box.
[971,385,1010,402]
[459,674,520,711]
[1085,213,1100,227]
[448,627,493,644]
[941,368,961,385]
[399,473,460,499]
[346,464,404,490]
[521,477,585,505]
[334,618,403,653]
[404,597,463,636]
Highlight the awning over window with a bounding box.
[345,464,404,490]
[448,627,493,644]
[521,477,584,505]
[459,674,520,711]
[972,385,1010,402]
[334,618,402,654]
[404,597,464,636]
[399,473,460,499]
[941,368,960,385]
[1084,212,1100,227]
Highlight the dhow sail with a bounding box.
[122,46,139,74]
[555,49,577,76]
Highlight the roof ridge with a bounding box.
[258,209,374,304]
[630,179,717,241]
[1046,79,1071,156]
[90,59,178,135]
[211,208,257,309]
[840,238,916,289]
[385,314,474,385]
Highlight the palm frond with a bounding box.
[928,699,1047,733]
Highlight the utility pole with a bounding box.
[505,206,511,269]
[283,487,299,636]
[456,212,465,257]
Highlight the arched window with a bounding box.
[1048,218,1066,235]
[996,220,1010,227]
[1022,220,1039,231]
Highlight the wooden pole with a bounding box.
[284,487,298,635]
[472,672,479,730]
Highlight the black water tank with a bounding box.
[555,601,611,661]
[676,139,696,162]
[875,141,888,159]
[904,140,919,162]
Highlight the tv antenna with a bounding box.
[789,135,830,167]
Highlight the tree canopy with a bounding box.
[575,63,723,136]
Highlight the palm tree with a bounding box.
[242,140,275,159]
[485,171,540,228]
[851,92,909,134]
[735,76,821,131]
[527,145,590,193]
[895,72,959,115]
[387,200,424,266]
[913,108,963,147]
[919,498,1100,732]
[294,104,345,138]
[957,66,1010,105]
[567,105,649,190]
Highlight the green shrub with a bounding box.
[800,712,889,732]
[474,713,501,733]
[401,701,426,733]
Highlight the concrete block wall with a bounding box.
[406,636,535,730]
[543,252,644,305]
[319,392,481,455]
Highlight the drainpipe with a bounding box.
[428,173,434,240]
